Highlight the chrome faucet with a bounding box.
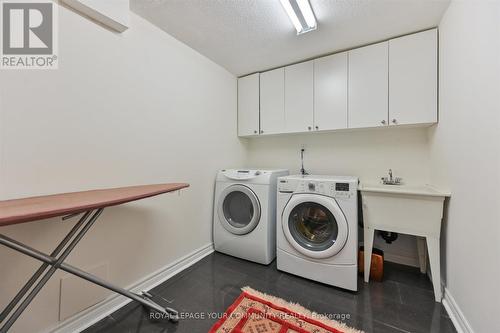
[381,169,402,185]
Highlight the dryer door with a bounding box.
[282,194,348,259]
[218,184,261,235]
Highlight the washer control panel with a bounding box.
[308,182,316,191]
[278,178,356,199]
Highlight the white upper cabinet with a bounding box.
[313,52,348,131]
[238,30,438,137]
[389,29,438,125]
[237,73,260,136]
[260,68,285,135]
[348,42,389,129]
[284,61,314,133]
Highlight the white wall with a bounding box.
[2,1,498,332]
[429,0,500,331]
[0,6,244,333]
[245,127,432,264]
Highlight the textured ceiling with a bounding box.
[131,0,450,76]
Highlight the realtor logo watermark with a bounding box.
[1,0,58,69]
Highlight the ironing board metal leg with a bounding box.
[55,262,179,318]
[0,211,92,323]
[0,234,60,264]
[0,208,179,331]
[0,209,103,333]
[0,233,179,319]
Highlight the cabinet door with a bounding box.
[284,61,314,133]
[314,52,348,131]
[237,73,260,136]
[348,42,389,128]
[260,68,285,135]
[389,29,437,125]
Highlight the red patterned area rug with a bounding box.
[209,287,364,333]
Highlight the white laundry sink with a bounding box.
[359,182,450,302]
[358,183,450,237]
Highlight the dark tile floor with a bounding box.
[84,252,456,333]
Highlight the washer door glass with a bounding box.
[282,194,348,259]
[218,185,261,235]
[224,191,254,228]
[289,202,338,252]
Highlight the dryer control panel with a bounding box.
[217,169,289,185]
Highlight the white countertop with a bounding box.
[359,183,451,197]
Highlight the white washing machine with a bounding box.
[213,169,289,264]
[277,175,359,291]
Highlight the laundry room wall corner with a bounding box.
[428,0,500,332]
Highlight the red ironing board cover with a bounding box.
[0,183,189,227]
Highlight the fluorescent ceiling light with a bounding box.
[280,0,317,35]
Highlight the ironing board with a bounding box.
[0,183,189,332]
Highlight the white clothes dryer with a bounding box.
[213,169,289,264]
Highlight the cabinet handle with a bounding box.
[308,126,312,131]
[315,126,319,130]
[381,120,387,125]
[392,119,397,124]
[260,130,264,134]
[254,130,257,134]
